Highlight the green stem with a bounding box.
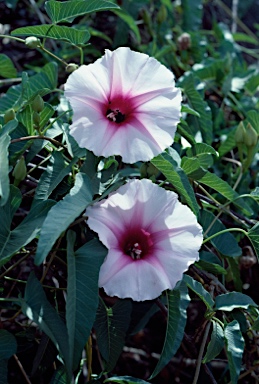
[192,321,211,384]
[203,228,248,245]
[0,34,25,43]
[39,45,69,66]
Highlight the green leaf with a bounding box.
[95,299,132,372]
[34,152,77,202]
[200,210,242,258]
[12,25,90,45]
[182,275,214,309]
[50,366,68,384]
[178,73,213,144]
[0,330,17,384]
[66,232,107,371]
[45,0,120,24]
[181,157,207,180]
[203,320,224,363]
[0,192,55,265]
[186,143,218,157]
[105,377,150,384]
[224,320,244,384]
[233,32,258,45]
[112,9,141,44]
[0,131,11,207]
[181,104,200,117]
[150,281,190,378]
[0,62,58,113]
[0,54,17,78]
[215,292,258,311]
[181,0,203,31]
[248,222,259,260]
[246,110,259,134]
[198,172,253,216]
[195,259,227,275]
[151,149,199,216]
[21,273,72,377]
[35,173,93,265]
[31,334,57,377]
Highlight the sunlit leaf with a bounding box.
[0,54,17,78]
[215,292,258,311]
[183,275,214,309]
[45,0,120,24]
[12,25,90,45]
[150,281,190,378]
[151,149,200,215]
[105,377,150,384]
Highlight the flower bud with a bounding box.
[12,156,27,184]
[234,121,246,145]
[244,123,258,148]
[66,63,79,73]
[177,32,191,50]
[157,4,167,24]
[32,95,44,113]
[33,111,41,127]
[4,108,16,124]
[25,36,41,49]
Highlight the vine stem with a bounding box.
[11,135,67,149]
[203,227,248,245]
[192,321,212,384]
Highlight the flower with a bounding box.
[86,179,203,301]
[64,47,182,164]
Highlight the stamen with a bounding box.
[106,108,125,124]
[127,243,142,260]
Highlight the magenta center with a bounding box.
[105,96,134,125]
[122,228,154,260]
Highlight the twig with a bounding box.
[11,135,67,150]
[13,354,32,384]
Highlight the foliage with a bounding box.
[0,0,259,383]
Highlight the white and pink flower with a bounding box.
[86,179,203,301]
[64,47,182,163]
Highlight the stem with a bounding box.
[192,321,211,384]
[14,354,32,384]
[0,34,25,43]
[39,46,69,66]
[11,135,67,149]
[203,227,248,245]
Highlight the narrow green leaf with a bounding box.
[200,210,242,258]
[215,292,258,311]
[0,62,58,113]
[178,73,213,144]
[12,25,90,45]
[35,173,93,265]
[105,377,150,384]
[150,281,190,378]
[66,232,107,370]
[0,54,17,78]
[181,0,203,31]
[224,320,244,384]
[0,330,17,384]
[202,320,224,363]
[34,152,77,202]
[45,0,120,24]
[186,143,218,157]
[151,149,199,215]
[182,275,214,309]
[0,132,11,207]
[248,222,259,260]
[95,299,132,372]
[112,9,141,44]
[21,273,72,377]
[181,104,200,117]
[199,172,253,216]
[0,196,55,265]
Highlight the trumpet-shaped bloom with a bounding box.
[64,47,182,163]
[86,179,203,301]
